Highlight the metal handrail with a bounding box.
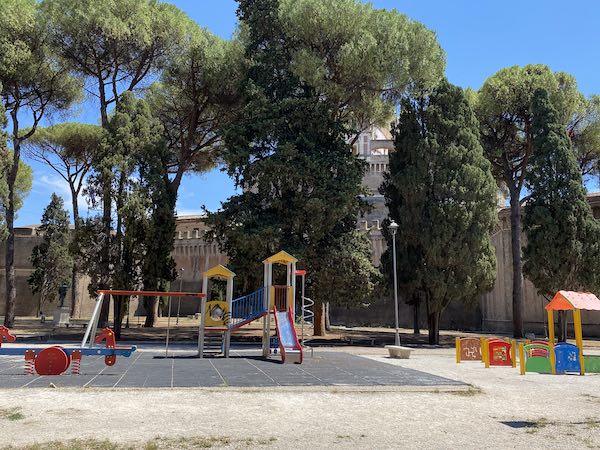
[231,288,266,326]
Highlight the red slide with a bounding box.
[273,306,303,364]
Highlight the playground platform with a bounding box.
[0,346,463,389]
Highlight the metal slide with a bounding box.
[273,305,303,364]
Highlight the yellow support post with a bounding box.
[479,337,486,364]
[519,343,525,375]
[511,340,517,368]
[484,339,490,368]
[547,309,556,375]
[573,308,585,376]
[270,286,275,309]
[455,337,461,364]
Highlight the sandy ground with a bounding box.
[1,347,600,449]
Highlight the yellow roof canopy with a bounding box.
[203,264,236,279]
[263,250,298,265]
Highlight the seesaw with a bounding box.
[0,326,136,376]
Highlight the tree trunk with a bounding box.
[98,179,112,327]
[413,300,420,334]
[427,311,440,345]
[98,294,110,328]
[3,138,20,328]
[556,310,568,343]
[325,302,331,331]
[113,295,127,340]
[509,192,525,338]
[313,301,326,336]
[98,90,111,327]
[70,190,80,318]
[143,296,159,327]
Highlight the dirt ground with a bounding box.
[1,346,600,450]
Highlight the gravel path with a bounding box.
[1,347,599,449]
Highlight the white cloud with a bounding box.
[32,174,91,219]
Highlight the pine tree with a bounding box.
[28,193,73,315]
[206,0,377,334]
[381,80,497,344]
[523,89,600,340]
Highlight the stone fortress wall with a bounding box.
[0,227,95,318]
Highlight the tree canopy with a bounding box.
[40,0,188,125]
[278,0,445,129]
[147,23,242,191]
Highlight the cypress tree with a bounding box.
[381,80,497,344]
[29,193,73,315]
[523,89,600,340]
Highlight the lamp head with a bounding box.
[389,220,399,235]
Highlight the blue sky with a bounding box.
[15,0,600,226]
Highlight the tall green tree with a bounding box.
[207,0,385,335]
[0,0,81,327]
[28,193,73,316]
[90,92,175,330]
[523,89,600,341]
[381,81,497,345]
[41,0,188,322]
[24,123,104,316]
[475,65,582,338]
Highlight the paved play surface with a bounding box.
[0,346,463,388]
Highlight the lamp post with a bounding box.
[389,220,400,346]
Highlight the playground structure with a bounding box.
[0,289,204,375]
[0,324,136,375]
[194,251,304,364]
[542,291,600,375]
[455,336,516,368]
[455,291,600,376]
[0,250,305,375]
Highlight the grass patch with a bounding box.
[1,440,126,450]
[1,435,279,450]
[585,418,600,429]
[449,388,482,397]
[521,418,551,434]
[0,408,25,421]
[532,418,550,429]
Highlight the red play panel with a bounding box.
[34,346,70,375]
